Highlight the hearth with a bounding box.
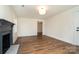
[0,19,14,54]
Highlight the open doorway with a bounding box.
[37,21,43,37]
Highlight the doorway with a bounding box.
[37,21,43,37]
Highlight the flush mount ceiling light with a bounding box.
[37,6,47,15]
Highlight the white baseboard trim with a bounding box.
[17,35,37,37]
[45,35,78,46]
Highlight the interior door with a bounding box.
[73,11,79,45]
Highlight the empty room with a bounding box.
[0,5,79,54]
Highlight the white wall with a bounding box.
[0,5,18,43]
[17,17,44,37]
[44,6,79,45]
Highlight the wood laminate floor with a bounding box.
[15,35,77,54]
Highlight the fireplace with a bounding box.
[0,19,14,54]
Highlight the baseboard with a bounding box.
[18,35,37,38]
[44,35,77,46]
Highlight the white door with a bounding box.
[73,11,79,45]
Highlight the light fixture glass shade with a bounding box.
[39,9,46,15]
[38,6,47,15]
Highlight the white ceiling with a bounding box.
[13,5,76,19]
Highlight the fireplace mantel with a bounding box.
[0,19,14,54]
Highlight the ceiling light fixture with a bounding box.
[37,6,47,15]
